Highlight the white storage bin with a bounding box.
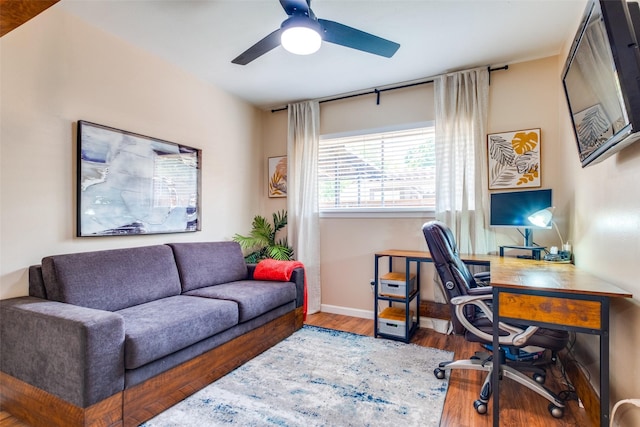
[378,307,416,338]
[379,272,416,297]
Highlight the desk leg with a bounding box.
[374,256,380,338]
[492,287,500,427]
[601,298,610,426]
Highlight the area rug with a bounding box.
[141,325,453,427]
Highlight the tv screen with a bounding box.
[562,0,640,167]
[490,189,552,228]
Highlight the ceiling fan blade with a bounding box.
[318,19,400,58]
[279,0,311,16]
[232,28,282,65]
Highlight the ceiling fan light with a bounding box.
[281,26,321,55]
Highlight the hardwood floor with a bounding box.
[305,312,592,427]
[0,411,28,427]
[0,312,591,427]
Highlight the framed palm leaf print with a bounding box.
[268,156,287,198]
[487,128,541,190]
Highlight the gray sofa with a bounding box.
[0,241,305,427]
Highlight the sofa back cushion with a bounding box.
[41,245,182,311]
[168,242,248,292]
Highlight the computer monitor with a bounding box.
[490,189,552,246]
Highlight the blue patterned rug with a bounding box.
[141,325,452,426]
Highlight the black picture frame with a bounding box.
[77,120,201,236]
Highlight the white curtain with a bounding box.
[287,101,321,314]
[434,67,494,254]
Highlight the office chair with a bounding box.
[422,220,569,418]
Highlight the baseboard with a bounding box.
[320,304,373,319]
[319,304,450,334]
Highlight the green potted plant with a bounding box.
[233,210,294,263]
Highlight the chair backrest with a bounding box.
[422,220,481,334]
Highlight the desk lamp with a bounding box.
[527,207,570,254]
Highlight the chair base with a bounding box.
[434,352,565,419]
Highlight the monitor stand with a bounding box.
[498,229,546,260]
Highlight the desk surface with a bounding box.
[376,249,632,299]
[489,256,632,298]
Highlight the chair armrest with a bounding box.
[0,296,125,407]
[467,285,493,296]
[450,293,539,347]
[473,271,491,286]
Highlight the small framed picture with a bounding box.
[268,156,287,198]
[487,128,541,189]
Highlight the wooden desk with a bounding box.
[489,257,632,427]
[375,250,633,426]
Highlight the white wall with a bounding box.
[0,7,262,299]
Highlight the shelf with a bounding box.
[373,254,421,343]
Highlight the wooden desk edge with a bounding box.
[375,249,495,263]
[376,249,632,299]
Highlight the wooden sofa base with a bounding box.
[0,307,304,427]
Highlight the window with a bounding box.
[318,124,435,214]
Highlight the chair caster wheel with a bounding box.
[474,399,488,415]
[434,368,446,379]
[548,403,564,418]
[533,373,546,384]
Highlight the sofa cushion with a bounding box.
[41,245,182,312]
[117,295,239,370]
[168,242,248,292]
[184,280,296,323]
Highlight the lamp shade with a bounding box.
[280,16,322,55]
[527,207,555,227]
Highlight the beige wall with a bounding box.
[262,55,640,422]
[3,5,639,423]
[489,57,573,248]
[261,58,569,317]
[262,86,437,317]
[0,8,263,299]
[556,15,640,425]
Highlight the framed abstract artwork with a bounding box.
[487,128,541,190]
[77,120,201,236]
[268,156,287,198]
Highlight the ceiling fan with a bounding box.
[232,0,400,65]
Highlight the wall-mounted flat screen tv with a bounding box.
[562,0,640,167]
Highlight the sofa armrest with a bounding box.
[247,263,257,278]
[290,267,305,308]
[0,296,125,407]
[247,263,305,308]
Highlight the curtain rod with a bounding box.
[271,65,508,113]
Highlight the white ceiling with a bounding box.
[57,0,589,109]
